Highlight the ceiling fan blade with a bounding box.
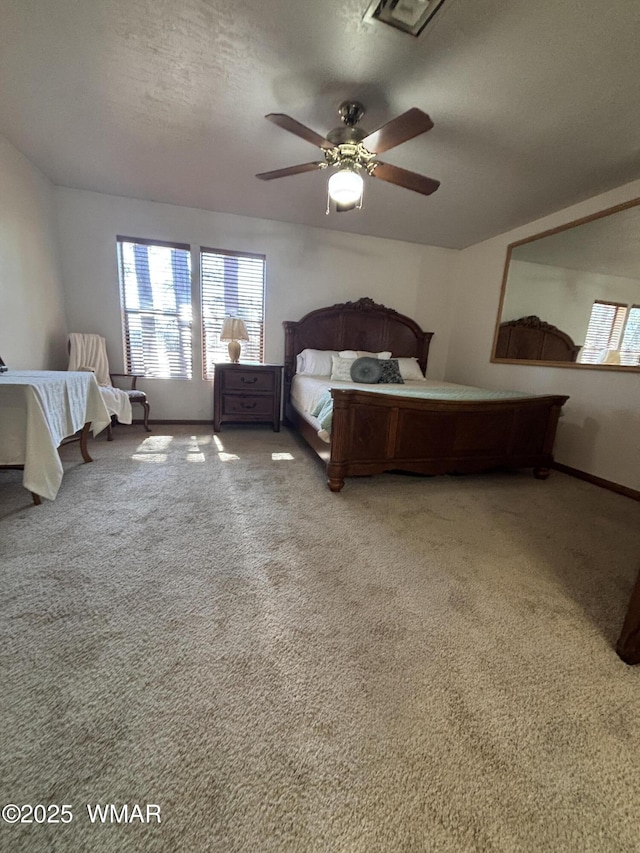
[265,114,335,150]
[371,161,440,195]
[361,108,434,154]
[256,162,325,180]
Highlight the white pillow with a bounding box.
[330,355,356,382]
[396,357,426,380]
[297,349,338,376]
[339,350,391,359]
[360,350,391,360]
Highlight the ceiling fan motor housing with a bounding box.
[327,101,368,145]
[326,126,367,145]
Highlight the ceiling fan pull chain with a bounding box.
[326,186,331,216]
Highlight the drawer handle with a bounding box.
[240,376,258,384]
[241,401,257,409]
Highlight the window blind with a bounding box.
[620,305,640,366]
[200,248,265,379]
[117,237,192,379]
[580,301,627,364]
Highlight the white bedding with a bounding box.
[291,374,453,415]
[291,375,473,442]
[291,374,534,442]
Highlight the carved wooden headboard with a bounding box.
[283,297,433,399]
[495,316,581,362]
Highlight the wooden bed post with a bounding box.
[617,568,640,665]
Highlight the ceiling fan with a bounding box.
[256,100,440,213]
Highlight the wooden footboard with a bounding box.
[321,389,568,491]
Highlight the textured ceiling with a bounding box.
[1,0,639,248]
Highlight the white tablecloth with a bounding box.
[0,371,111,501]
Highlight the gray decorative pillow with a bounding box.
[378,358,404,384]
[350,356,383,384]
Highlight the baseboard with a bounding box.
[132,419,284,427]
[131,419,214,425]
[552,462,640,501]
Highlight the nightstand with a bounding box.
[213,363,283,432]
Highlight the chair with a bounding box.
[67,333,151,439]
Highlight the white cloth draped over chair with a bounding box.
[67,333,133,430]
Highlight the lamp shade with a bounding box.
[328,169,363,205]
[597,349,621,365]
[220,317,249,342]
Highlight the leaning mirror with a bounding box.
[492,197,640,371]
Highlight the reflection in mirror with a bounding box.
[493,198,640,370]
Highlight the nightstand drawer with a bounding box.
[213,362,283,432]
[221,395,275,416]
[222,370,274,392]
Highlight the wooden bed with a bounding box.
[494,315,581,362]
[284,298,569,492]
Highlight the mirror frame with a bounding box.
[491,196,640,372]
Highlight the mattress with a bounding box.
[290,374,532,442]
[291,374,441,417]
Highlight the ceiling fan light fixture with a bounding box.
[328,168,364,205]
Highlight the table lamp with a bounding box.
[220,317,249,363]
[597,349,621,365]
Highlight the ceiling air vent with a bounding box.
[363,0,448,37]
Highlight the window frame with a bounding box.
[199,246,266,380]
[619,304,640,366]
[117,235,193,380]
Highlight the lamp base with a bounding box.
[228,340,241,363]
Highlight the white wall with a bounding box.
[55,188,456,420]
[447,179,640,492]
[0,136,67,368]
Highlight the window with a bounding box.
[580,301,626,364]
[620,305,640,366]
[117,237,192,379]
[117,239,267,380]
[200,248,266,379]
[581,300,640,366]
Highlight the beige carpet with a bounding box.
[1,424,639,853]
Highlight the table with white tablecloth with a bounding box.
[0,371,111,502]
